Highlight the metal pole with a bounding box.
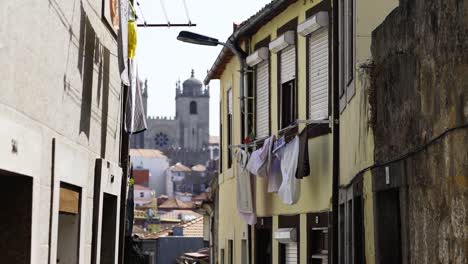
[332,0,340,263]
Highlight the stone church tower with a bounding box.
[131,70,211,165]
[176,69,210,150]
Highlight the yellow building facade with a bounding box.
[203,0,398,263]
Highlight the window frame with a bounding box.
[339,0,356,112]
[226,88,233,169]
[304,2,333,139]
[276,18,298,131]
[189,101,198,115]
[253,36,271,140]
[338,176,365,264]
[279,79,297,130]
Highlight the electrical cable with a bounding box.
[136,1,147,25]
[159,0,170,25]
[182,0,192,24]
[353,122,468,179]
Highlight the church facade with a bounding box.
[131,71,213,167]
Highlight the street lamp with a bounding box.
[177,31,248,141]
[177,31,219,46]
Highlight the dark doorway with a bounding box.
[100,193,118,264]
[255,217,272,264]
[375,189,402,264]
[0,173,33,264]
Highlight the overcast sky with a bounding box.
[135,0,271,136]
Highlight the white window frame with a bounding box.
[339,0,356,112]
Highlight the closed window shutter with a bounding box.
[285,243,298,264]
[228,89,233,114]
[309,28,329,120]
[256,61,269,138]
[280,46,296,84]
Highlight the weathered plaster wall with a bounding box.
[0,0,123,262]
[372,0,468,263]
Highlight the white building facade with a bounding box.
[0,0,126,263]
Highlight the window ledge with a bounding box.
[306,122,331,139]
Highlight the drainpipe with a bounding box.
[331,0,340,264]
[221,37,250,264]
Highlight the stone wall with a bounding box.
[371,0,468,263]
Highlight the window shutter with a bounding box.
[285,243,298,264]
[309,28,329,120]
[280,46,296,84]
[256,61,269,138]
[228,89,233,114]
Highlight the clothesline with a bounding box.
[228,119,330,149]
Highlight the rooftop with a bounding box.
[159,198,196,210]
[130,149,168,159]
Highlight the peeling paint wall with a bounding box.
[371,0,468,263]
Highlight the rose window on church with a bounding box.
[154,132,169,148]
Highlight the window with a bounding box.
[228,239,234,264]
[338,189,365,264]
[241,239,248,264]
[278,215,300,264]
[308,27,329,120]
[339,0,355,110]
[58,184,81,264]
[255,61,270,138]
[154,132,169,148]
[190,101,197,114]
[307,212,329,264]
[280,80,297,129]
[279,44,297,129]
[140,192,144,198]
[227,88,233,168]
[220,249,225,264]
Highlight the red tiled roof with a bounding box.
[159,198,195,209]
[192,192,210,202]
[181,216,204,237]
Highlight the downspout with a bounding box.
[331,0,340,264]
[225,37,250,264]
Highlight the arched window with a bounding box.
[190,101,197,114]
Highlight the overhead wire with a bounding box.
[343,122,468,188]
[136,1,147,25]
[182,0,192,25]
[159,0,170,25]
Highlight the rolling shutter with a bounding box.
[309,28,329,120]
[285,243,298,264]
[256,61,269,138]
[280,46,296,84]
[228,89,233,114]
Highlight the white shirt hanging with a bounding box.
[277,136,301,204]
